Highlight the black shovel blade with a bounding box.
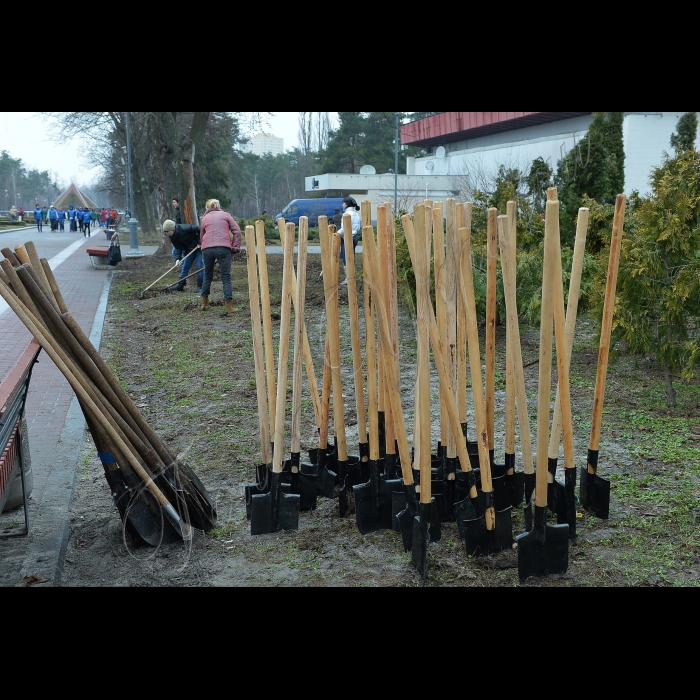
[492,506,514,553]
[390,486,407,533]
[353,462,381,535]
[454,495,480,541]
[250,491,274,535]
[515,505,569,581]
[564,468,577,538]
[317,465,337,499]
[411,501,434,581]
[396,485,418,552]
[553,479,567,524]
[463,513,489,558]
[298,463,318,511]
[579,466,610,519]
[505,451,526,508]
[277,492,301,531]
[380,476,402,530]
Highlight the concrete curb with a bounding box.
[16,268,114,586]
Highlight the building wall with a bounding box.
[409,112,698,197]
[622,113,696,195]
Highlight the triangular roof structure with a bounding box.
[53,183,100,210]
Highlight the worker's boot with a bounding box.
[200,296,209,311]
[173,279,186,292]
[221,299,236,316]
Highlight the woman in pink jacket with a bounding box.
[199,198,242,314]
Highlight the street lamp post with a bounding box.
[124,111,143,258]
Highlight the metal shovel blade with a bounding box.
[396,485,418,552]
[411,500,437,581]
[505,453,525,507]
[579,468,610,519]
[250,473,301,535]
[560,469,578,538]
[353,461,381,535]
[515,505,569,581]
[298,462,318,511]
[277,492,301,531]
[454,495,480,540]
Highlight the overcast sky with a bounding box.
[0,112,332,189]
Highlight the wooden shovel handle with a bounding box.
[552,218,575,472]
[363,225,380,461]
[548,207,589,460]
[589,194,626,455]
[377,206,395,455]
[504,203,517,457]
[245,225,271,465]
[290,217,309,458]
[317,217,333,451]
[498,215,534,475]
[278,218,321,428]
[433,201,447,451]
[40,259,69,314]
[23,242,54,308]
[271,223,296,473]
[257,220,276,438]
[535,199,559,507]
[344,213,367,450]
[415,205,432,504]
[443,201,457,460]
[485,208,498,451]
[329,231,347,461]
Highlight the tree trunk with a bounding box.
[665,366,677,408]
[180,112,210,225]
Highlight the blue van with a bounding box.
[274,198,345,227]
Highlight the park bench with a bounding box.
[87,246,110,269]
[0,340,40,537]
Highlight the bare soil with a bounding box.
[58,246,700,587]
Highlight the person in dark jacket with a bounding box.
[162,219,203,292]
[58,207,67,232]
[48,205,59,231]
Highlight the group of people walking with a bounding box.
[32,205,120,234]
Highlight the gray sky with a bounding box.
[0,112,332,188]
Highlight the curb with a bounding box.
[16,268,114,586]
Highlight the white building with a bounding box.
[400,112,697,197]
[242,133,284,157]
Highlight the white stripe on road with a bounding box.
[0,237,88,318]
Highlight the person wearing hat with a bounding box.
[334,196,362,285]
[68,205,78,232]
[162,219,203,292]
[48,205,59,231]
[198,199,242,315]
[58,207,67,232]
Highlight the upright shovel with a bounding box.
[498,213,536,526]
[243,225,273,518]
[516,199,569,580]
[580,194,626,519]
[250,222,301,534]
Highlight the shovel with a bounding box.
[243,224,273,517]
[287,216,318,510]
[498,214,536,527]
[485,207,510,515]
[354,223,397,534]
[580,194,626,519]
[377,205,399,481]
[515,198,569,580]
[250,221,300,534]
[320,222,352,516]
[309,216,337,498]
[362,221,419,552]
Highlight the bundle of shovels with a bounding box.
[0,241,217,545]
[242,192,627,583]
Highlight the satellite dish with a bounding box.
[359,165,376,174]
[425,160,434,171]
[435,146,446,158]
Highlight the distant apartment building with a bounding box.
[242,133,284,157]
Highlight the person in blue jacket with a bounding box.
[34,205,43,232]
[68,206,78,232]
[82,207,92,237]
[48,205,59,232]
[58,207,67,232]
